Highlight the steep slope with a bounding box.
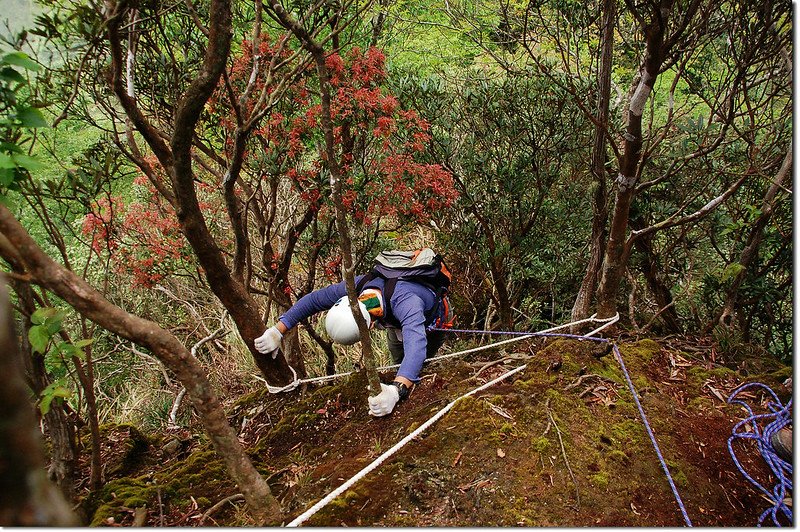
[83,336,791,526]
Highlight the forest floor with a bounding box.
[78,333,792,527]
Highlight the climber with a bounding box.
[254,274,453,417]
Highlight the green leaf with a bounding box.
[0,142,23,153]
[721,263,745,283]
[31,307,59,325]
[74,338,94,348]
[0,168,14,187]
[28,324,50,354]
[44,309,67,335]
[11,153,43,171]
[55,341,81,359]
[2,52,40,71]
[0,66,25,84]
[0,152,15,169]
[39,382,72,415]
[18,107,48,128]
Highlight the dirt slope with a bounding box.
[81,336,791,526]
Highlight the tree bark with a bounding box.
[14,282,80,505]
[0,207,283,524]
[595,0,670,318]
[629,216,682,333]
[0,282,77,526]
[571,0,614,326]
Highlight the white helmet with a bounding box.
[325,295,370,345]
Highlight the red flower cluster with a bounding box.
[81,175,227,288]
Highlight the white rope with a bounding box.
[285,363,530,527]
[266,364,299,394]
[284,322,615,527]
[266,313,619,394]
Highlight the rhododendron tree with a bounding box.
[207,35,457,373]
[81,175,221,289]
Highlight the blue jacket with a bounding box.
[278,275,439,382]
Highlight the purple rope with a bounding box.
[727,382,793,526]
[432,326,692,526]
[612,344,693,526]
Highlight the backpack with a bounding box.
[356,248,454,329]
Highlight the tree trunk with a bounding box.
[269,0,382,394]
[629,216,682,333]
[0,207,283,524]
[595,4,669,318]
[105,0,293,386]
[77,322,104,490]
[571,0,614,326]
[12,278,80,506]
[489,256,513,329]
[716,147,792,328]
[0,282,77,526]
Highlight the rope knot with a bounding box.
[267,364,299,394]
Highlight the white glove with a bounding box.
[254,326,283,358]
[368,383,400,417]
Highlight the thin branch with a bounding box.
[629,172,748,244]
[544,398,580,511]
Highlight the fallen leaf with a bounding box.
[486,401,514,420]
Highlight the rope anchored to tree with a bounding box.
[265,313,619,394]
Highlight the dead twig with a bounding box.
[468,353,530,381]
[199,494,245,525]
[169,314,230,428]
[564,373,616,392]
[544,398,580,512]
[157,487,164,527]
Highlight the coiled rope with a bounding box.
[727,382,793,526]
[266,313,618,394]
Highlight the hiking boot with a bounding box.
[770,427,793,463]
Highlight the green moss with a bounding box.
[532,436,551,453]
[686,366,712,390]
[666,461,688,488]
[608,450,629,464]
[633,375,651,391]
[709,366,736,379]
[617,341,660,373]
[594,362,624,385]
[88,477,156,526]
[610,419,643,446]
[769,366,793,382]
[123,497,148,508]
[589,471,610,489]
[294,412,321,426]
[612,400,636,418]
[688,396,714,412]
[327,489,362,510]
[635,339,661,353]
[499,423,516,436]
